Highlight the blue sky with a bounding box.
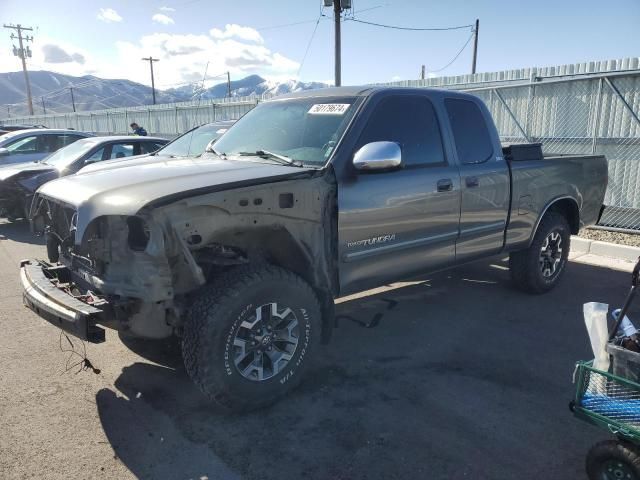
[1,0,638,89]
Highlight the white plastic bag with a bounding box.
[584,302,610,373]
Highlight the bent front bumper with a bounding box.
[20,260,106,343]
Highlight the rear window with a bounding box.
[445,98,494,164]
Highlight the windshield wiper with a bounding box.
[238,150,302,167]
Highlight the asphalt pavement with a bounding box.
[0,218,636,480]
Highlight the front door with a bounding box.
[337,94,461,295]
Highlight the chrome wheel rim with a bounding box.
[539,231,563,278]
[232,303,299,382]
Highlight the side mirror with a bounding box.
[353,141,402,171]
[0,147,9,157]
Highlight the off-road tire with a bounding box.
[509,211,570,294]
[586,440,640,480]
[182,264,322,412]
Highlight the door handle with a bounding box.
[466,176,480,188]
[437,179,453,192]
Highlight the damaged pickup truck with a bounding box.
[21,87,608,411]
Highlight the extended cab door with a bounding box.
[444,97,510,261]
[337,93,461,294]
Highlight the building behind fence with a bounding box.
[2,57,640,231]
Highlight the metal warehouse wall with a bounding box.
[3,57,640,230]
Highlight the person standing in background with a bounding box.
[130,122,148,136]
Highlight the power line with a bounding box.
[428,32,475,73]
[297,15,323,77]
[345,17,473,31]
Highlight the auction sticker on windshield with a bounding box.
[308,104,350,115]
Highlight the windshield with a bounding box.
[159,124,228,157]
[41,139,98,169]
[213,96,360,167]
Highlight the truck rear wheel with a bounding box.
[509,211,570,294]
[182,264,321,412]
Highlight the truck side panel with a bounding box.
[504,154,607,250]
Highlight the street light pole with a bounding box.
[142,56,160,105]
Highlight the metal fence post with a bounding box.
[591,78,604,154]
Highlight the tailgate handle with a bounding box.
[437,179,453,192]
[466,176,480,188]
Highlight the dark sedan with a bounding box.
[0,135,167,220]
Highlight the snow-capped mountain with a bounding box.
[0,71,330,117]
[166,74,329,100]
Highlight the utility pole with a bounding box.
[141,56,159,105]
[471,18,479,74]
[69,87,76,112]
[421,65,426,80]
[4,24,34,115]
[333,1,342,86]
[226,71,231,97]
[41,96,46,114]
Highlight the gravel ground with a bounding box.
[1,218,638,480]
[579,227,640,247]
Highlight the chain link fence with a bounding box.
[460,72,640,231]
[3,62,640,231]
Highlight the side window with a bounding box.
[5,135,39,153]
[108,143,135,159]
[85,147,106,163]
[444,98,494,164]
[357,95,446,167]
[141,142,163,154]
[37,135,65,153]
[60,134,82,147]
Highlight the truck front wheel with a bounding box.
[509,211,571,294]
[182,264,322,412]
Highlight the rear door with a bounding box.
[338,93,461,294]
[444,97,510,261]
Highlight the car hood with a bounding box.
[0,162,54,182]
[36,154,313,243]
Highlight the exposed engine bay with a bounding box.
[28,172,337,339]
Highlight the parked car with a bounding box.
[0,135,167,220]
[22,87,608,411]
[0,128,92,166]
[77,120,235,175]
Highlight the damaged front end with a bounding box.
[24,171,337,343]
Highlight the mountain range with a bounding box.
[0,71,329,117]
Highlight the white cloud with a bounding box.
[0,25,299,92]
[210,24,263,44]
[97,8,123,23]
[159,6,175,12]
[391,75,402,81]
[152,13,175,25]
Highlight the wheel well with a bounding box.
[216,227,336,344]
[546,198,580,234]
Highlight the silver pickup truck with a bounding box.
[21,86,607,411]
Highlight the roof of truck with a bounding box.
[272,85,471,101]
